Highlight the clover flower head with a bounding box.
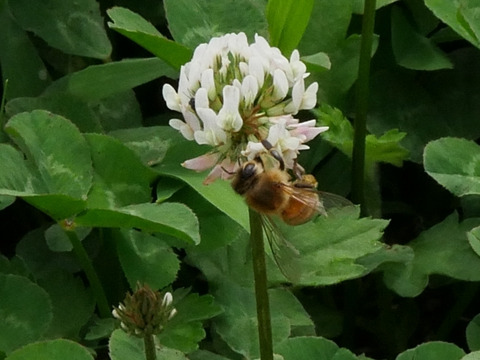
[163,32,328,183]
[112,283,176,337]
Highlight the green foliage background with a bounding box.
[1,0,480,359]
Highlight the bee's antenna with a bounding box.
[261,139,273,150]
[221,166,236,175]
[261,140,285,171]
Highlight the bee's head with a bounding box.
[231,159,264,195]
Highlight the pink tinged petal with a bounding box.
[182,152,220,171]
[169,119,194,140]
[269,114,299,126]
[162,84,181,112]
[201,69,216,101]
[241,75,259,107]
[220,160,239,179]
[217,86,243,132]
[272,69,288,101]
[300,82,318,110]
[288,120,328,142]
[203,156,239,185]
[202,164,224,185]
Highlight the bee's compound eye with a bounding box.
[242,163,257,179]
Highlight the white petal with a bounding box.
[178,66,190,104]
[169,118,185,131]
[284,80,304,114]
[195,88,209,110]
[290,50,300,63]
[162,84,181,112]
[242,141,267,160]
[169,119,194,140]
[201,69,216,101]
[197,107,217,128]
[241,75,259,107]
[239,61,249,76]
[162,292,173,307]
[183,111,201,132]
[196,108,227,145]
[300,82,318,110]
[193,130,208,145]
[248,56,265,88]
[283,136,301,150]
[217,86,243,132]
[272,69,288,101]
[178,125,195,141]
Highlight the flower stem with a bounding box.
[144,333,157,360]
[352,0,376,214]
[249,208,274,360]
[65,229,110,318]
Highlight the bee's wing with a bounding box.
[279,183,353,217]
[260,214,302,283]
[317,191,354,213]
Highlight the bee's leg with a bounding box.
[261,139,285,170]
[292,160,318,189]
[292,160,306,180]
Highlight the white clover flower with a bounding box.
[163,32,328,183]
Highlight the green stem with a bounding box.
[65,229,110,318]
[144,333,157,360]
[250,209,274,360]
[352,0,376,214]
[435,283,479,340]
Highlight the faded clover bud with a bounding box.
[112,284,176,337]
[163,32,328,183]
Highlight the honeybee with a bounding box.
[231,140,352,282]
[232,140,349,225]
